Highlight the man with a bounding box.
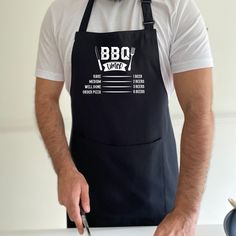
[34,0,214,235]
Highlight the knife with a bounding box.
[80,207,92,236]
[95,46,103,71]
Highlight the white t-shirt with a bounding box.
[35,0,214,98]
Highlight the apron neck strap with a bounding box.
[141,0,154,30]
[79,0,154,32]
[79,0,95,32]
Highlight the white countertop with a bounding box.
[0,225,225,236]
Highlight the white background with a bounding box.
[0,0,236,230]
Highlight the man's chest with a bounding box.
[53,0,172,93]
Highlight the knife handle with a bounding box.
[80,204,86,215]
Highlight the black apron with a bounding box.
[67,0,179,228]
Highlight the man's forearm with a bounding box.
[35,97,77,176]
[174,110,214,218]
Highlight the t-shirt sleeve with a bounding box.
[169,0,214,74]
[34,4,64,81]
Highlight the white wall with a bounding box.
[0,0,236,231]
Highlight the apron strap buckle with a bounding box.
[143,21,155,25]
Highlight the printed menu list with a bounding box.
[82,74,145,95]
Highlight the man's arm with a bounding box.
[154,68,214,236]
[35,78,75,175]
[173,68,214,217]
[35,78,90,234]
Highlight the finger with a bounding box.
[68,202,84,234]
[154,226,165,236]
[80,183,90,213]
[75,216,84,235]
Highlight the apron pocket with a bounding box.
[71,135,165,219]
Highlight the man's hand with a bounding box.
[153,208,198,236]
[57,166,90,235]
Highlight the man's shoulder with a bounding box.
[50,0,78,9]
[153,0,181,10]
[49,0,82,17]
[153,0,191,14]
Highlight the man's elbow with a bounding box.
[184,102,214,124]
